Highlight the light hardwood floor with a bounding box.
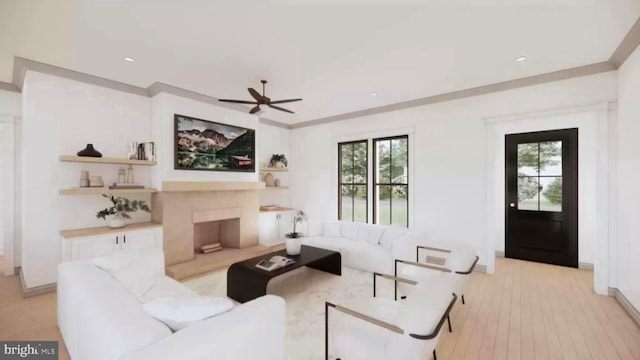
[0,256,638,360]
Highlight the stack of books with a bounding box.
[199,243,223,254]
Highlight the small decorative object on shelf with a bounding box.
[79,170,90,187]
[77,144,102,158]
[96,194,151,228]
[126,165,135,183]
[109,183,144,190]
[129,141,156,161]
[274,178,281,187]
[264,173,275,187]
[285,210,307,256]
[118,167,126,183]
[89,176,104,187]
[269,154,288,168]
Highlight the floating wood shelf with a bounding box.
[264,186,289,190]
[162,181,265,192]
[260,206,295,212]
[60,222,162,239]
[59,188,158,195]
[260,167,288,172]
[59,155,156,166]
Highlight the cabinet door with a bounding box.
[259,213,278,245]
[69,235,116,261]
[277,212,294,242]
[121,229,161,254]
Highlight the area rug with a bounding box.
[184,266,395,360]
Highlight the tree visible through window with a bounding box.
[339,141,368,222]
[374,136,408,226]
[517,141,563,212]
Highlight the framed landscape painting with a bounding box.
[174,114,256,172]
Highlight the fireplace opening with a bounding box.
[193,218,240,254]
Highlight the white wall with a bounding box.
[616,46,640,310]
[1,89,21,272]
[290,72,618,270]
[150,93,259,188]
[0,89,21,117]
[258,122,291,207]
[21,71,151,288]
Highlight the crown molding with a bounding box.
[10,57,290,129]
[0,81,20,93]
[610,16,640,68]
[292,62,616,129]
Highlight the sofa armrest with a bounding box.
[120,295,286,360]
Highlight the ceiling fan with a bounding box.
[218,80,302,115]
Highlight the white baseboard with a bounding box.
[495,250,505,258]
[578,262,594,270]
[19,268,56,298]
[608,287,640,327]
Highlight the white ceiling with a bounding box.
[1,0,638,124]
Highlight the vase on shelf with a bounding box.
[264,173,275,187]
[77,144,102,158]
[285,232,303,255]
[109,214,125,229]
[79,170,90,187]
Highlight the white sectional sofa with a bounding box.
[57,251,286,360]
[301,221,416,274]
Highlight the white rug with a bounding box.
[184,266,396,360]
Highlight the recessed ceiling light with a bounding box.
[516,56,527,62]
[371,92,377,96]
[123,57,135,62]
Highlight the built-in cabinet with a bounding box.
[60,223,162,262]
[259,210,294,246]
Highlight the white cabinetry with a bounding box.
[259,211,294,246]
[61,223,162,262]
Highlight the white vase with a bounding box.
[109,214,125,228]
[285,236,302,256]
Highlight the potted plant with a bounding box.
[269,154,288,168]
[285,210,307,255]
[96,195,151,228]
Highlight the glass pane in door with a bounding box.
[540,177,562,212]
[539,141,562,176]
[518,176,539,211]
[517,143,539,176]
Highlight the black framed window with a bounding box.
[374,136,408,226]
[338,140,368,222]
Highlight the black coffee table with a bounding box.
[226,245,341,303]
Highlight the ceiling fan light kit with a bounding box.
[219,80,302,115]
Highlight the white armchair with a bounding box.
[325,274,457,360]
[397,242,479,305]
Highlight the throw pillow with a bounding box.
[340,221,359,241]
[143,296,234,331]
[357,224,385,245]
[93,251,137,274]
[379,225,410,252]
[322,222,342,237]
[112,251,162,298]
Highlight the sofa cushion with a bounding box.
[93,251,138,274]
[357,224,385,245]
[340,221,359,241]
[139,276,196,303]
[379,226,410,252]
[444,243,478,273]
[395,278,453,336]
[322,222,342,237]
[302,237,345,253]
[113,252,162,298]
[345,242,394,275]
[143,296,234,331]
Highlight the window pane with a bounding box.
[539,141,562,176]
[392,185,408,227]
[376,185,391,225]
[517,143,539,176]
[341,185,354,221]
[540,177,562,212]
[340,144,353,183]
[518,176,539,211]
[353,142,368,184]
[376,140,391,183]
[354,185,367,223]
[391,138,408,184]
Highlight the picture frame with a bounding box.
[174,114,256,172]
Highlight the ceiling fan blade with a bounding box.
[218,99,258,104]
[249,105,261,114]
[269,98,303,105]
[247,88,264,102]
[268,104,295,114]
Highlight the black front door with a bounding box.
[505,129,578,268]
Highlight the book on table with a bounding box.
[255,256,295,271]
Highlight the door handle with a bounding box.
[124,235,126,244]
[116,236,118,245]
[509,202,516,208]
